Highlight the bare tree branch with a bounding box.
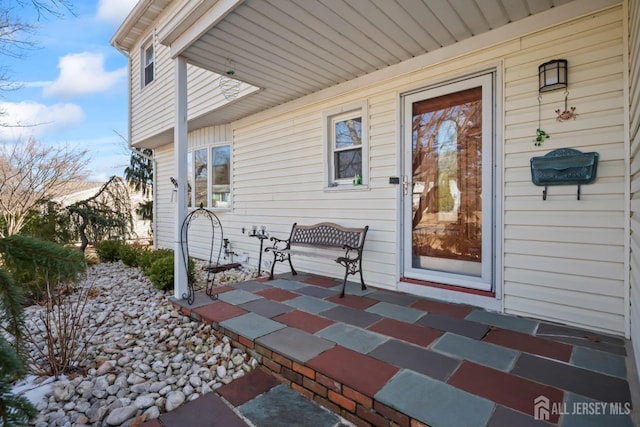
[0,139,89,237]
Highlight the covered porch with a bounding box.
[146,273,635,426]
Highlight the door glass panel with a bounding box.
[411,87,482,276]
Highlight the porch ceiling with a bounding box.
[146,0,618,127]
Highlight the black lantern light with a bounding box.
[538,59,567,93]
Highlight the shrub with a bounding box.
[119,244,146,267]
[94,240,124,263]
[0,235,86,302]
[149,255,174,291]
[147,251,195,292]
[138,248,173,276]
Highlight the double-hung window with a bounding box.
[323,101,368,189]
[188,144,231,209]
[142,39,154,87]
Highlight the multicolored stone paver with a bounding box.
[154,274,635,427]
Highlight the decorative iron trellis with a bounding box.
[180,204,224,304]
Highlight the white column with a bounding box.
[174,56,188,300]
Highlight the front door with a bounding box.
[402,73,494,291]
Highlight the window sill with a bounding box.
[188,206,231,212]
[323,184,369,192]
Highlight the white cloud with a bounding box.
[0,101,84,141]
[97,0,137,26]
[43,52,127,98]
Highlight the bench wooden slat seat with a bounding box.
[265,222,368,297]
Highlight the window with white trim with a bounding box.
[323,101,368,189]
[188,144,231,209]
[141,39,154,87]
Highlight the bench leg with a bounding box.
[340,268,350,298]
[288,254,297,276]
[269,252,277,280]
[359,266,367,291]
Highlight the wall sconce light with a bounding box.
[539,59,567,92]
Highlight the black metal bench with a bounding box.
[265,222,368,297]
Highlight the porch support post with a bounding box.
[174,56,188,300]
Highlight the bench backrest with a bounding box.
[289,222,367,249]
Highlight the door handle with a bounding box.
[403,176,409,195]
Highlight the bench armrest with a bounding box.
[265,236,290,252]
[341,243,362,260]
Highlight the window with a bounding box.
[188,144,231,209]
[194,148,208,207]
[323,101,368,189]
[142,40,154,87]
[211,146,230,208]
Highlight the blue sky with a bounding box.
[0,0,137,181]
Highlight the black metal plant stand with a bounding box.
[180,204,224,304]
[248,226,269,275]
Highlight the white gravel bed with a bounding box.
[21,261,258,427]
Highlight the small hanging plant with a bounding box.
[534,95,550,146]
[534,128,550,146]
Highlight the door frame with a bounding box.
[396,65,504,308]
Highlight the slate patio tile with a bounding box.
[536,323,626,346]
[307,346,398,397]
[366,289,419,306]
[294,285,340,299]
[217,289,263,305]
[410,298,474,318]
[315,323,387,354]
[238,384,346,427]
[416,313,490,339]
[448,361,564,423]
[465,309,538,334]
[483,328,573,362]
[320,305,382,328]
[257,327,335,363]
[264,279,307,291]
[365,301,425,323]
[341,282,376,296]
[219,312,286,341]
[217,367,282,406]
[570,346,627,378]
[561,393,635,427]
[548,336,627,356]
[512,353,631,404]
[432,332,519,371]
[536,323,627,356]
[367,317,443,347]
[274,272,313,281]
[326,293,378,310]
[238,298,293,318]
[284,295,338,314]
[368,339,459,381]
[375,369,494,427]
[232,280,270,292]
[487,405,554,427]
[254,287,300,302]
[272,310,335,334]
[193,301,248,324]
[159,392,248,427]
[301,275,341,288]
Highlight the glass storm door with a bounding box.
[403,74,494,291]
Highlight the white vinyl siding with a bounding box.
[628,0,640,364]
[502,6,626,334]
[153,143,175,249]
[146,4,628,335]
[128,8,247,147]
